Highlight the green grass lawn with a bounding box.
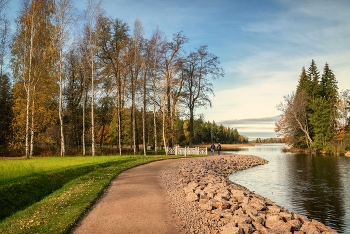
[0,155,180,234]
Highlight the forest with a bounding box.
[275,59,350,154]
[0,0,250,157]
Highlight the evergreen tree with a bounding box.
[307,59,321,99]
[0,74,12,148]
[309,97,333,149]
[320,63,338,104]
[308,63,339,149]
[296,67,311,95]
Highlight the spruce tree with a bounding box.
[309,97,333,149]
[308,63,339,149]
[0,74,12,148]
[307,59,321,99]
[296,66,311,95]
[320,63,338,104]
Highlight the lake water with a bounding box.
[228,144,350,233]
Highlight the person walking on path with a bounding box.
[210,143,215,155]
[217,143,221,155]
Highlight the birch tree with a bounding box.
[11,0,55,158]
[148,28,164,154]
[129,19,143,154]
[53,0,75,156]
[85,0,101,156]
[96,16,129,155]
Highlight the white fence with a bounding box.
[166,146,207,156]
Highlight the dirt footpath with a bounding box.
[71,159,185,234]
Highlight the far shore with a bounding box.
[194,143,255,152]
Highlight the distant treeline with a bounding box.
[183,118,248,145]
[250,138,285,144]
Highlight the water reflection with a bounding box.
[228,144,350,233]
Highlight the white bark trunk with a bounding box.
[162,97,167,155]
[59,49,65,156]
[25,87,30,158]
[82,92,86,156]
[30,97,35,157]
[142,72,147,156]
[153,99,157,154]
[91,58,95,156]
[25,12,35,159]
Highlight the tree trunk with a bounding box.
[91,60,95,156]
[142,72,147,156]
[25,14,35,159]
[162,96,167,155]
[25,86,30,159]
[59,49,65,156]
[189,108,194,147]
[132,94,136,154]
[118,88,122,155]
[99,124,105,152]
[82,84,86,156]
[153,98,157,154]
[90,31,95,156]
[30,97,35,157]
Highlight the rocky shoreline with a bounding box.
[160,154,337,234]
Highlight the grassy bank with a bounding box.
[0,155,179,234]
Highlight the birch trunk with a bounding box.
[82,90,86,156]
[30,97,35,157]
[162,96,167,155]
[59,49,65,156]
[25,86,31,158]
[153,95,157,154]
[25,12,35,159]
[142,71,147,156]
[118,71,122,155]
[91,54,95,156]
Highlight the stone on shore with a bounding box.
[160,155,338,234]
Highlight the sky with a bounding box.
[6,0,350,139]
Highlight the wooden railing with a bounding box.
[166,146,207,156]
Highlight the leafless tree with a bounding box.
[276,91,313,147]
[161,31,188,147]
[182,45,224,146]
